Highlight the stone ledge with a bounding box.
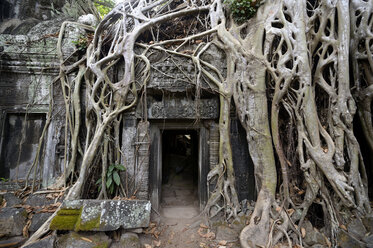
[50,200,151,231]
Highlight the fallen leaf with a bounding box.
[23,219,31,238]
[200,223,209,229]
[153,240,161,247]
[340,224,347,231]
[1,199,7,208]
[297,190,305,195]
[199,242,208,248]
[81,237,93,243]
[197,228,215,239]
[218,240,228,245]
[287,208,295,216]
[301,227,306,238]
[153,230,160,239]
[144,244,152,248]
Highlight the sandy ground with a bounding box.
[139,172,241,248]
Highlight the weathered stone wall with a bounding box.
[0,0,66,35]
[0,22,86,188]
[0,18,255,204]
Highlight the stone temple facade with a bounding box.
[0,0,256,213]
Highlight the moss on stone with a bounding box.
[57,209,82,216]
[75,214,101,231]
[93,243,110,248]
[50,208,82,230]
[21,209,29,218]
[50,215,79,230]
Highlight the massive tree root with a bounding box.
[27,0,372,246]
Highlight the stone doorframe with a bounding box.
[149,121,209,212]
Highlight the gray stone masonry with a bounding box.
[50,200,151,231]
[0,207,27,236]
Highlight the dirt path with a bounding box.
[139,172,242,248]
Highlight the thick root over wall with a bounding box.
[25,0,373,247]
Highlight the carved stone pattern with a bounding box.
[148,98,219,119]
[134,121,150,200]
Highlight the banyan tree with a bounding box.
[11,0,373,247]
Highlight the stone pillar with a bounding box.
[121,117,137,196]
[209,122,219,170]
[208,122,219,195]
[134,121,150,200]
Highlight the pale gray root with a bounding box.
[66,1,211,200]
[350,0,373,211]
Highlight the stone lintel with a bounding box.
[50,200,151,231]
[146,98,219,119]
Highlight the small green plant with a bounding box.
[225,0,261,24]
[96,164,126,195]
[72,34,90,52]
[0,177,8,182]
[94,0,115,18]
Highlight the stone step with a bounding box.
[50,200,151,231]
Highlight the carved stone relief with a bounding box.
[146,98,219,120]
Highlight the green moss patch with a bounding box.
[50,215,79,230]
[75,214,101,231]
[50,208,82,230]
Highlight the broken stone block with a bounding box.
[303,230,327,246]
[77,14,98,26]
[23,234,56,248]
[302,221,327,246]
[216,224,239,241]
[119,232,140,248]
[0,236,27,247]
[29,212,53,232]
[1,192,22,207]
[348,218,367,240]
[56,232,112,248]
[50,200,151,231]
[337,229,366,248]
[25,195,54,207]
[0,208,27,236]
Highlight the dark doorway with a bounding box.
[0,113,46,180]
[160,130,199,215]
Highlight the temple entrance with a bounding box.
[149,122,209,214]
[160,130,199,218]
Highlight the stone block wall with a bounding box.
[0,22,87,188]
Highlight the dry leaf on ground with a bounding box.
[80,237,93,242]
[197,227,215,239]
[301,227,306,238]
[218,240,228,245]
[153,240,161,247]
